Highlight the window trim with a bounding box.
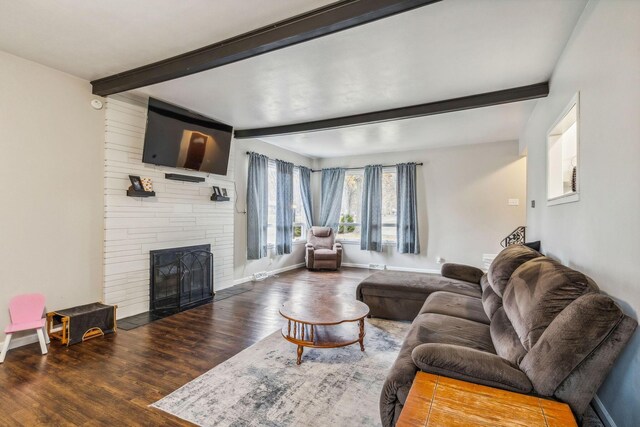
[335,222,398,244]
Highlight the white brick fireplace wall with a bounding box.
[103,94,234,318]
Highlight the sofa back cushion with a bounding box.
[519,294,625,395]
[481,282,502,320]
[308,226,334,249]
[503,257,599,350]
[311,226,332,237]
[487,245,541,297]
[490,307,527,365]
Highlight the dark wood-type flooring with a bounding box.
[0,267,371,426]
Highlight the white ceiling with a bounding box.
[260,100,538,158]
[0,0,335,80]
[0,0,588,158]
[137,0,586,127]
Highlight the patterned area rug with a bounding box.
[151,318,410,426]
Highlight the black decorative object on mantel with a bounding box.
[165,173,206,183]
[129,175,144,191]
[127,174,155,197]
[211,186,229,201]
[127,188,156,197]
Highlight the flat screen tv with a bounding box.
[142,98,233,175]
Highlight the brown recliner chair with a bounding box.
[305,226,342,270]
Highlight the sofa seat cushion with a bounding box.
[413,313,495,353]
[381,313,495,416]
[313,249,337,260]
[358,271,482,300]
[419,292,490,325]
[503,257,599,350]
[488,245,541,297]
[412,343,533,393]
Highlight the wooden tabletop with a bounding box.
[397,372,577,427]
[279,296,369,325]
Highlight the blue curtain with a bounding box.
[397,163,420,254]
[319,168,345,231]
[299,166,314,228]
[276,160,294,255]
[246,152,269,260]
[361,165,383,251]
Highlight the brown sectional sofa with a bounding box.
[356,245,637,427]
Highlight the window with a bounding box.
[338,172,363,240]
[267,162,306,246]
[337,170,397,242]
[547,93,579,205]
[381,171,397,241]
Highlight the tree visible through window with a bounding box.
[337,170,397,242]
[381,171,397,242]
[339,173,363,240]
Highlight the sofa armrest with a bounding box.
[333,242,342,268]
[441,263,484,284]
[411,343,532,393]
[305,244,314,269]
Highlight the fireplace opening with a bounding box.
[150,244,214,315]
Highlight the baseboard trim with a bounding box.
[233,263,305,286]
[233,276,253,286]
[0,330,51,352]
[592,395,616,427]
[342,263,440,274]
[341,262,370,269]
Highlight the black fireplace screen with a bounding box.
[150,244,214,315]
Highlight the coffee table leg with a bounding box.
[297,345,304,365]
[358,319,365,351]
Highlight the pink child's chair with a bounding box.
[0,293,48,363]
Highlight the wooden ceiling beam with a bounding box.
[233,82,550,139]
[91,0,442,96]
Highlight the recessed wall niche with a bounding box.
[547,93,579,206]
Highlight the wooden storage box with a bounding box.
[47,303,117,346]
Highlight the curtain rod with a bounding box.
[309,163,423,172]
[245,151,423,172]
[245,151,309,170]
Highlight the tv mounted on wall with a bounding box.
[142,98,233,175]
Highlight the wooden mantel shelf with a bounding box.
[397,372,577,427]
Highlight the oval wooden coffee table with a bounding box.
[279,296,370,365]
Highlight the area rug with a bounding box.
[151,318,410,426]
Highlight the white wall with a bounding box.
[103,94,235,318]
[0,51,104,346]
[232,139,315,282]
[317,140,527,271]
[520,1,640,425]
